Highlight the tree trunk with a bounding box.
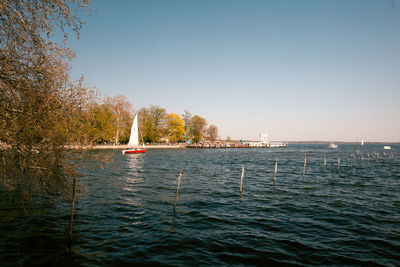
[115,109,120,145]
[115,129,119,145]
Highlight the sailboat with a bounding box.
[122,114,146,154]
[361,139,364,146]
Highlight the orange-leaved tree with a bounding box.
[165,113,185,143]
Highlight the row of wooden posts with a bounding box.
[67,150,395,247]
[172,150,396,211]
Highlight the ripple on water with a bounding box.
[1,145,400,265]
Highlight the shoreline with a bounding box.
[2,142,397,151]
[86,142,398,150]
[90,144,186,149]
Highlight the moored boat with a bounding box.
[328,142,338,149]
[123,148,146,154]
[123,114,146,154]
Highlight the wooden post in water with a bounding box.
[173,168,183,212]
[376,152,379,163]
[273,157,278,185]
[383,152,385,163]
[337,157,340,173]
[350,153,352,168]
[302,154,307,179]
[323,152,326,176]
[68,177,76,249]
[240,165,245,195]
[367,152,370,166]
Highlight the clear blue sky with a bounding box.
[70,0,400,142]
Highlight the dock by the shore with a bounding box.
[186,143,253,149]
[186,143,288,149]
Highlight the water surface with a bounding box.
[1,144,399,266]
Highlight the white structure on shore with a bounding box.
[260,133,268,144]
[261,132,288,147]
[244,132,287,148]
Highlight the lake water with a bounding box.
[1,144,399,266]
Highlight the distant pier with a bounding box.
[186,143,255,149]
[186,142,287,149]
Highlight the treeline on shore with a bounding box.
[89,95,219,145]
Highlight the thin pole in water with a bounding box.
[68,177,76,249]
[173,168,183,212]
[350,153,352,168]
[274,157,278,185]
[323,152,326,176]
[240,165,245,195]
[337,157,340,173]
[302,154,307,179]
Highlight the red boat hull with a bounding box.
[123,149,146,154]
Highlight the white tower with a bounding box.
[260,133,268,144]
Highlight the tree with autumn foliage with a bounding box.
[104,95,133,144]
[190,115,207,143]
[138,105,166,143]
[88,103,116,144]
[206,125,219,141]
[165,113,185,143]
[0,0,93,208]
[135,106,215,144]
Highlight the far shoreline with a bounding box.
[2,142,398,151]
[84,141,398,150]
[90,144,186,150]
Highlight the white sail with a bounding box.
[127,114,139,146]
